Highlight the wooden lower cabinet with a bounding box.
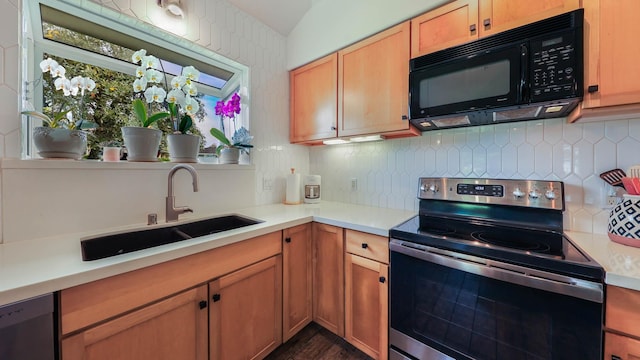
[345,253,389,360]
[209,255,283,360]
[61,286,209,360]
[283,223,313,341]
[312,222,345,337]
[605,332,640,360]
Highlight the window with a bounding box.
[22,0,249,159]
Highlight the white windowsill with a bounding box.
[0,158,255,171]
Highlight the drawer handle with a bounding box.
[212,294,221,302]
[483,18,491,27]
[379,276,386,283]
[199,300,207,309]
[361,243,368,249]
[285,237,291,243]
[588,85,599,93]
[469,24,476,32]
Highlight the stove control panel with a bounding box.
[418,177,564,210]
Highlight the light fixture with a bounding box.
[156,0,184,18]
[349,134,384,143]
[322,139,350,145]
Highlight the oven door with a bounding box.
[389,239,603,360]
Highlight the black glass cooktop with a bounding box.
[390,216,604,282]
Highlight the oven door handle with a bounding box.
[390,239,603,303]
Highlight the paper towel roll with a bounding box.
[285,168,301,205]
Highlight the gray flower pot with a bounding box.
[218,147,240,164]
[167,134,200,163]
[121,127,162,162]
[33,126,87,160]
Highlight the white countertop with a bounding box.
[0,201,415,306]
[567,231,640,292]
[4,202,640,307]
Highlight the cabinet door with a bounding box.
[411,0,478,58]
[312,223,345,337]
[478,0,579,37]
[283,224,313,341]
[209,256,283,360]
[339,22,415,138]
[290,53,338,143]
[605,332,640,360]
[61,286,208,360]
[581,0,640,110]
[345,253,389,360]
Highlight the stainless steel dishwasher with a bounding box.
[0,293,56,360]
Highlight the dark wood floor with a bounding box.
[265,322,374,360]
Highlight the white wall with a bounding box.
[286,0,450,69]
[0,0,308,243]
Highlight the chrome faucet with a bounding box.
[166,164,199,222]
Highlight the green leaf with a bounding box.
[132,99,148,126]
[21,111,53,126]
[210,128,231,146]
[146,111,170,127]
[178,114,193,133]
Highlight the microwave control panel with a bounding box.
[530,31,579,101]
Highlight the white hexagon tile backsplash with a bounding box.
[309,117,640,234]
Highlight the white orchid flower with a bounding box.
[182,66,200,81]
[54,77,72,96]
[72,76,96,95]
[166,88,185,104]
[84,78,96,92]
[170,76,186,89]
[39,58,59,73]
[69,76,82,96]
[142,55,159,69]
[135,65,146,78]
[145,69,164,84]
[182,95,199,115]
[144,85,166,104]
[132,77,148,93]
[183,83,198,97]
[132,49,147,64]
[51,65,66,78]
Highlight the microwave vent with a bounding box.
[493,107,542,122]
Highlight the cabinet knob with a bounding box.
[401,115,408,121]
[361,243,368,249]
[285,237,291,243]
[379,276,386,283]
[588,85,599,93]
[331,126,337,131]
[469,24,476,32]
[212,293,221,302]
[199,300,207,309]
[483,18,491,27]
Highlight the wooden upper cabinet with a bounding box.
[569,0,640,121]
[478,0,579,37]
[411,0,479,58]
[411,0,579,58]
[290,53,338,143]
[339,22,416,138]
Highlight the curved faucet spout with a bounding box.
[166,164,199,222]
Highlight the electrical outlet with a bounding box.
[262,177,273,191]
[351,178,357,191]
[605,195,618,208]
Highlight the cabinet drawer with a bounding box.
[606,285,640,338]
[345,230,389,264]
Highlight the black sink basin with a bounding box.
[81,215,263,261]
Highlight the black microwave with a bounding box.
[409,9,584,131]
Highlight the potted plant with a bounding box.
[122,49,170,162]
[165,65,202,163]
[22,58,97,160]
[210,93,253,164]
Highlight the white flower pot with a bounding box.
[167,134,201,163]
[33,126,87,160]
[121,127,162,162]
[218,147,240,164]
[608,194,640,248]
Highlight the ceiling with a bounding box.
[226,0,314,36]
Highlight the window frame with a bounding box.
[22,0,250,160]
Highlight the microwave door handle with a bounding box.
[519,44,528,103]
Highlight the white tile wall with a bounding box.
[310,117,640,235]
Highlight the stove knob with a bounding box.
[428,184,439,193]
[529,189,541,199]
[545,189,556,200]
[420,184,426,193]
[513,187,525,198]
